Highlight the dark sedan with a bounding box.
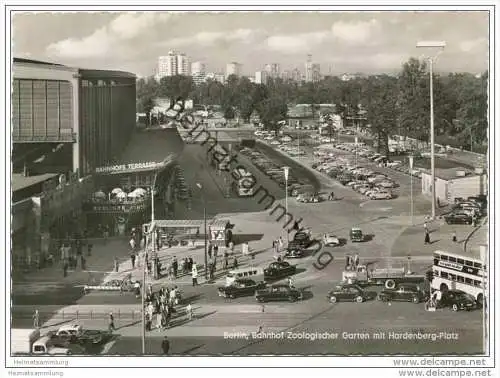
[377,285,427,303]
[218,279,266,299]
[444,212,473,225]
[439,290,476,311]
[264,261,297,279]
[255,284,302,303]
[327,284,369,303]
[292,231,312,248]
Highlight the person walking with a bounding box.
[172,256,178,278]
[424,222,428,234]
[108,312,116,332]
[130,253,136,269]
[191,263,198,286]
[114,257,119,273]
[214,244,219,257]
[278,237,284,253]
[33,309,40,328]
[424,230,431,245]
[161,336,170,355]
[354,253,360,268]
[452,231,457,243]
[223,252,229,270]
[188,257,194,272]
[287,276,294,288]
[129,237,136,252]
[233,256,238,269]
[186,303,193,320]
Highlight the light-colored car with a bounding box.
[358,185,372,195]
[377,180,397,189]
[281,136,293,142]
[387,161,402,167]
[367,175,387,184]
[270,140,280,145]
[254,131,263,136]
[323,234,341,247]
[369,190,393,200]
[56,324,103,345]
[296,193,320,203]
[264,136,274,140]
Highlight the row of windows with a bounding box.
[434,253,484,269]
[434,269,483,288]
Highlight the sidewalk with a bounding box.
[12,237,132,286]
[465,218,488,257]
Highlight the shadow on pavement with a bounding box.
[233,233,264,245]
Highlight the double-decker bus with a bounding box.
[232,168,255,197]
[432,250,486,305]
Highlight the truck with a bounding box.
[11,328,80,355]
[342,265,425,289]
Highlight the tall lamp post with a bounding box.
[416,40,446,219]
[196,183,208,280]
[142,170,159,355]
[409,155,414,226]
[283,166,290,242]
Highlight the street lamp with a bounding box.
[142,170,159,355]
[283,166,290,242]
[196,183,208,280]
[416,40,446,219]
[409,155,414,226]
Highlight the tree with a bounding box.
[256,96,288,132]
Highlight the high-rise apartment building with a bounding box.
[226,62,242,78]
[292,68,302,82]
[264,63,280,79]
[255,71,268,85]
[305,55,321,83]
[156,51,190,79]
[191,61,206,85]
[281,70,291,81]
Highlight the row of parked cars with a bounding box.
[239,147,314,196]
[444,196,487,225]
[312,147,399,200]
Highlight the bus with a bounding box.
[432,250,486,305]
[232,168,255,197]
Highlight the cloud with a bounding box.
[331,19,381,44]
[459,38,488,52]
[46,13,170,59]
[165,28,265,48]
[266,31,330,53]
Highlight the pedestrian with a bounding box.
[208,243,213,259]
[161,336,170,355]
[424,222,428,233]
[354,253,360,268]
[108,312,116,332]
[452,231,457,243]
[186,303,193,320]
[33,309,40,328]
[130,253,136,269]
[63,261,68,277]
[87,242,92,257]
[287,276,294,288]
[208,244,212,259]
[214,244,219,257]
[156,311,162,331]
[172,256,178,278]
[223,252,229,270]
[424,230,431,245]
[129,237,136,252]
[114,257,119,272]
[278,237,284,253]
[81,255,86,271]
[345,255,351,270]
[134,281,141,298]
[233,256,238,269]
[210,262,216,280]
[192,263,198,286]
[188,257,194,272]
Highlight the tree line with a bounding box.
[136,57,488,154]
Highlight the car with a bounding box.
[292,231,312,248]
[218,279,266,299]
[284,246,305,258]
[358,185,372,195]
[54,324,104,345]
[296,193,320,203]
[323,234,341,247]
[377,285,427,304]
[349,227,364,242]
[387,161,402,167]
[254,131,263,136]
[439,290,477,311]
[264,261,297,279]
[367,175,387,184]
[444,212,473,225]
[377,180,397,189]
[369,190,392,200]
[255,284,303,303]
[327,284,368,303]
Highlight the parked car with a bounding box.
[256,285,302,303]
[377,180,397,189]
[53,324,104,345]
[349,227,364,242]
[327,284,369,303]
[292,231,312,248]
[377,285,427,303]
[369,190,393,200]
[444,212,473,225]
[264,261,297,279]
[323,234,341,247]
[218,279,266,299]
[439,290,477,311]
[284,247,305,259]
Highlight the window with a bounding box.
[441,271,449,279]
[449,274,457,281]
[465,278,473,285]
[457,258,465,265]
[441,255,448,261]
[34,345,45,353]
[465,260,473,267]
[457,276,465,283]
[473,262,482,269]
[473,280,482,287]
[448,256,457,263]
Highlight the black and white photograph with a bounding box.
[2,2,497,376]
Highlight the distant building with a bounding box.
[255,70,268,85]
[264,63,280,79]
[291,68,302,82]
[157,51,190,79]
[191,61,206,85]
[281,70,291,81]
[206,72,225,84]
[341,73,356,82]
[226,62,242,78]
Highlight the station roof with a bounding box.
[12,173,59,193]
[115,129,184,166]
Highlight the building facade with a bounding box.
[157,51,190,78]
[226,62,242,78]
[264,63,280,79]
[255,70,268,85]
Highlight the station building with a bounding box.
[11,58,136,270]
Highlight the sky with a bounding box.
[11,11,489,77]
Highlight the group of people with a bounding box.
[272,237,284,255]
[143,285,181,331]
[345,253,360,270]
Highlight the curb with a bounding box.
[463,217,488,253]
